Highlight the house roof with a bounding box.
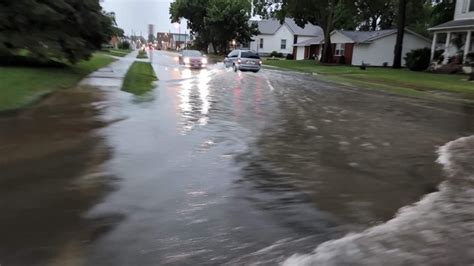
[336,29,397,43]
[252,18,323,36]
[294,36,325,47]
[333,29,431,44]
[428,19,474,31]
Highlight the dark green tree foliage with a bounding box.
[404,48,431,71]
[0,0,119,64]
[170,0,259,53]
[431,0,455,26]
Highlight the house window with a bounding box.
[470,0,474,11]
[335,43,345,56]
[462,0,469,13]
[259,38,264,49]
[281,39,287,49]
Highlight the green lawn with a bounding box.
[137,50,148,59]
[264,60,474,102]
[122,62,158,95]
[0,53,116,112]
[101,48,132,57]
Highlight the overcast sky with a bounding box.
[101,0,188,36]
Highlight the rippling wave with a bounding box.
[283,136,474,265]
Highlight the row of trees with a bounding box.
[170,0,260,53]
[0,0,124,64]
[172,0,455,68]
[253,0,455,67]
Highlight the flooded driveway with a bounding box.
[1,51,473,265]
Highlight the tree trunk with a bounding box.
[393,0,407,69]
[321,0,336,64]
[371,16,378,31]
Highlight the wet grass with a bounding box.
[100,48,132,57]
[121,61,158,95]
[137,50,148,59]
[264,60,474,102]
[0,54,116,112]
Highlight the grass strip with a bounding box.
[122,61,158,95]
[137,50,148,59]
[0,53,115,112]
[264,60,474,102]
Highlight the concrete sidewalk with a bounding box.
[79,50,139,90]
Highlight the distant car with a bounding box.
[224,50,262,73]
[179,50,208,69]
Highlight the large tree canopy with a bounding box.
[0,0,120,64]
[170,0,259,53]
[253,0,433,64]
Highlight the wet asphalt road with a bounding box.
[1,50,473,265]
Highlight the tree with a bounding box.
[0,0,119,64]
[355,0,395,31]
[393,0,407,68]
[170,0,211,51]
[170,0,259,54]
[431,0,455,26]
[148,34,156,43]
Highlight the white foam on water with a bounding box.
[282,136,474,266]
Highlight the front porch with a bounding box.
[429,20,474,65]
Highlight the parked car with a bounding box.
[179,50,208,69]
[224,50,262,73]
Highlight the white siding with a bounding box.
[455,0,474,20]
[296,46,305,60]
[250,25,295,55]
[351,33,431,66]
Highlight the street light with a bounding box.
[232,39,236,50]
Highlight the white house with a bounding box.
[293,29,431,66]
[428,0,474,64]
[248,18,323,57]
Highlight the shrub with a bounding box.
[286,53,294,60]
[433,49,444,63]
[270,51,284,58]
[404,48,431,71]
[466,52,474,65]
[118,41,131,50]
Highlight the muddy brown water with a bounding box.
[1,51,473,265]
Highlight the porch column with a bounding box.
[464,30,472,61]
[443,32,451,64]
[431,32,438,62]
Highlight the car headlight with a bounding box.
[201,58,208,64]
[183,57,190,64]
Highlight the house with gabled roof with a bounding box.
[327,29,432,66]
[428,0,474,65]
[248,18,323,57]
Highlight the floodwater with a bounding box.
[1,50,473,265]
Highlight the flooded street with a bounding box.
[1,51,473,265]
